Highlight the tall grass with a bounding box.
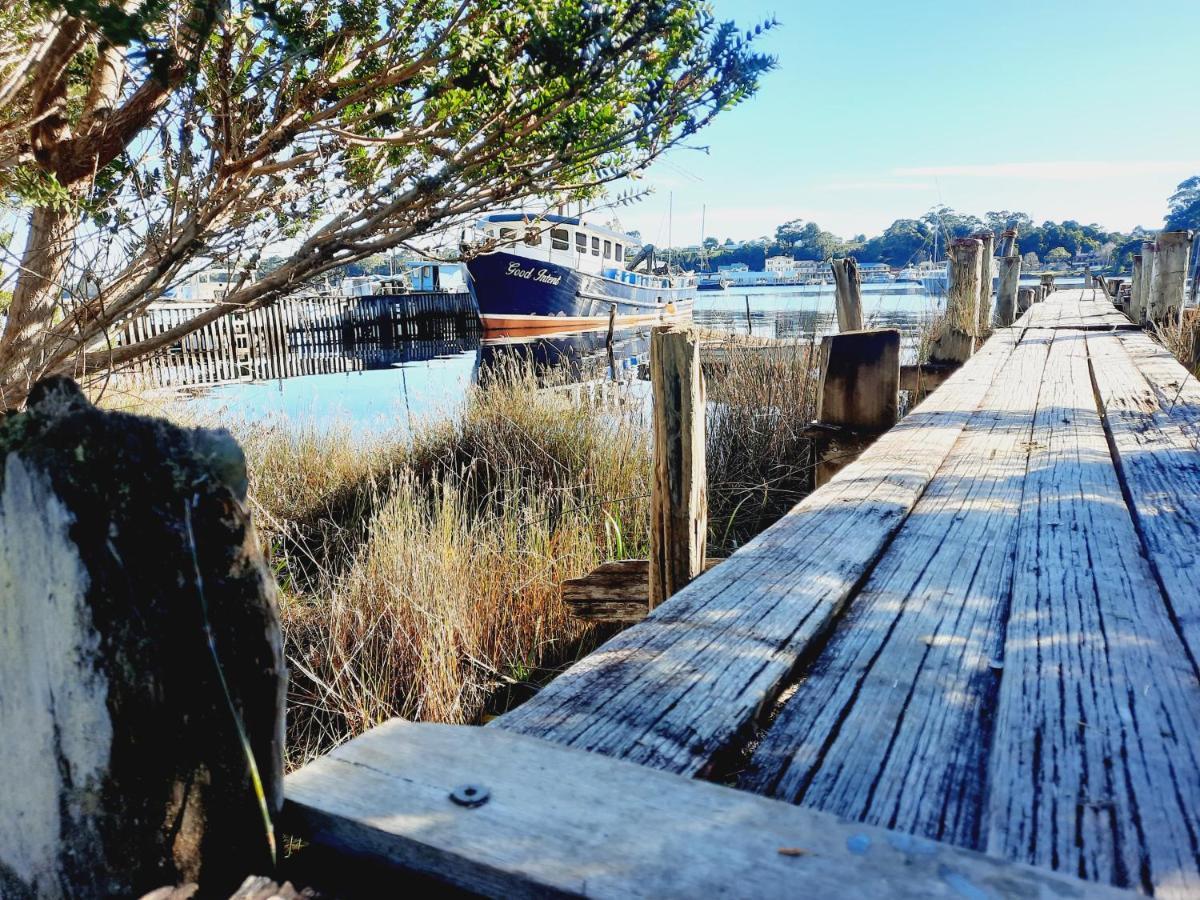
[93,344,819,768]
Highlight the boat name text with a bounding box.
[506,262,563,285]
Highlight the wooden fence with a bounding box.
[107,292,479,387]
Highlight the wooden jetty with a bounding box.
[105,292,478,388]
[283,288,1200,897]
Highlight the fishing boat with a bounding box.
[697,274,732,291]
[464,213,696,331]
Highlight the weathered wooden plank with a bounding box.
[742,326,1053,847]
[984,330,1200,896]
[562,558,723,623]
[494,328,1022,776]
[1085,327,1200,667]
[283,720,1119,900]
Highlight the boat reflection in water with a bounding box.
[477,322,656,389]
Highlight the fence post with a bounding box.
[830,258,865,332]
[996,255,1022,327]
[0,377,285,898]
[649,327,707,610]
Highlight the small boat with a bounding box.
[697,275,732,291]
[464,213,696,331]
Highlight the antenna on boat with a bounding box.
[668,191,673,270]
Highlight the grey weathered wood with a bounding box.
[1017,287,1035,314]
[1138,239,1157,323]
[1129,254,1145,321]
[0,378,285,898]
[815,329,900,431]
[973,230,996,331]
[946,238,983,337]
[997,227,1018,257]
[984,330,1200,895]
[746,326,1052,846]
[283,720,1119,899]
[648,327,706,610]
[1039,272,1055,295]
[562,558,723,623]
[829,258,865,332]
[995,256,1021,326]
[1145,230,1192,324]
[494,329,1022,776]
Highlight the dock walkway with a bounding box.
[286,290,1200,897]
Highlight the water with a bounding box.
[185,285,945,434]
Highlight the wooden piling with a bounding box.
[814,329,900,486]
[1130,255,1145,321]
[1017,287,1035,314]
[1145,231,1192,325]
[972,231,996,331]
[745,295,753,334]
[1039,273,1055,296]
[996,256,1022,327]
[830,258,865,332]
[649,327,707,610]
[997,227,1018,258]
[928,238,982,366]
[1137,240,1157,323]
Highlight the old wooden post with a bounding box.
[972,230,996,331]
[1039,273,1055,296]
[996,255,1022,327]
[1130,254,1145,321]
[745,295,753,334]
[929,238,982,366]
[0,377,285,898]
[1146,230,1192,325]
[649,327,706,610]
[606,304,618,380]
[1017,286,1035,314]
[814,329,900,486]
[997,227,1018,258]
[829,258,865,332]
[1138,239,1158,323]
[1190,232,1200,309]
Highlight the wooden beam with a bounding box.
[563,558,725,623]
[649,327,706,610]
[816,329,900,431]
[283,720,1123,900]
[829,258,865,332]
[899,363,956,395]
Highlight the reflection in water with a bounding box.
[185,286,943,433]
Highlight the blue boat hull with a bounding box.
[466,251,694,331]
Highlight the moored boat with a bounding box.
[464,213,696,331]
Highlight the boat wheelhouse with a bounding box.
[465,213,696,332]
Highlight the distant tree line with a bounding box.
[673,176,1199,274]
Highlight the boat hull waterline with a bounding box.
[466,250,695,333]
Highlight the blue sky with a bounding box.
[614,0,1200,245]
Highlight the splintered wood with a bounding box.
[489,291,1200,896]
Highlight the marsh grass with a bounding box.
[94,344,819,768]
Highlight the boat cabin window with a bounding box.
[551,228,569,251]
[499,227,516,242]
[615,243,623,262]
[591,236,600,256]
[603,240,612,259]
[575,232,587,253]
[524,228,542,247]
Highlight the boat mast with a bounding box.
[668,191,673,270]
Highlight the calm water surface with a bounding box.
[186,284,944,434]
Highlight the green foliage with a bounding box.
[1165,176,1200,231]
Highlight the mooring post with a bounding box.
[996,254,1022,327]
[1190,232,1200,309]
[1039,273,1055,296]
[745,295,753,334]
[1145,231,1193,325]
[829,258,865,332]
[998,227,1018,258]
[814,328,900,486]
[1129,254,1145,321]
[0,378,285,898]
[649,327,707,610]
[1138,239,1157,323]
[928,238,981,366]
[1017,287,1035,315]
[606,304,617,380]
[972,230,996,331]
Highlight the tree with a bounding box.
[1045,246,1071,265]
[1022,251,1039,270]
[1165,176,1200,231]
[774,218,805,251]
[703,236,719,250]
[0,1,773,406]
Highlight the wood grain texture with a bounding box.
[562,559,723,623]
[283,720,1120,900]
[742,328,1054,849]
[494,329,1022,776]
[649,327,707,610]
[984,329,1200,897]
[830,258,865,332]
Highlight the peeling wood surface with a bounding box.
[284,721,1123,899]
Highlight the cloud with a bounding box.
[893,161,1200,180]
[822,180,934,192]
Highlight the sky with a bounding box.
[610,0,1200,246]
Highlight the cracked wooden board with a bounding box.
[283,720,1122,899]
